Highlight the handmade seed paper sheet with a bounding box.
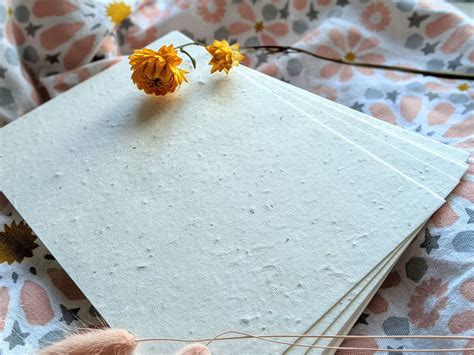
[239,68,468,352]
[244,70,462,196]
[1,31,449,353]
[1,1,473,353]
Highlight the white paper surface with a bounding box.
[240,67,468,178]
[242,70,467,352]
[241,70,459,197]
[239,71,465,353]
[0,32,446,353]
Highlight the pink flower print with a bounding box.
[426,102,456,125]
[98,35,119,57]
[292,0,332,10]
[0,287,9,331]
[20,281,54,325]
[426,79,473,96]
[134,1,171,26]
[408,278,448,329]
[448,278,474,334]
[126,27,159,51]
[369,103,397,125]
[451,312,474,337]
[453,181,474,203]
[363,271,402,318]
[419,0,459,12]
[370,92,458,127]
[454,139,474,149]
[384,63,417,81]
[197,0,226,24]
[293,0,307,10]
[399,96,423,122]
[369,94,423,125]
[33,0,78,17]
[312,85,338,101]
[40,22,85,51]
[229,2,289,45]
[367,293,388,314]
[257,63,279,78]
[45,59,119,97]
[315,27,385,82]
[431,202,459,228]
[4,6,26,46]
[425,13,474,54]
[173,0,192,9]
[299,28,320,44]
[337,336,379,354]
[444,115,474,139]
[361,2,391,32]
[136,1,160,20]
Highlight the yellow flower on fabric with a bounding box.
[457,83,469,92]
[344,51,356,63]
[206,39,245,75]
[106,1,132,25]
[129,45,188,96]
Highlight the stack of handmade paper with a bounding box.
[1,32,469,353]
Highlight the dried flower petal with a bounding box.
[129,45,188,96]
[206,39,245,75]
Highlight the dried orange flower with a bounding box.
[206,39,245,75]
[129,45,188,96]
[106,1,131,25]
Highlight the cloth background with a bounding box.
[0,0,473,353]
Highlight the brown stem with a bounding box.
[242,45,474,81]
[175,42,199,50]
[175,42,474,81]
[179,48,196,69]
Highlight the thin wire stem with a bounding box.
[136,333,474,342]
[136,332,474,353]
[175,42,474,81]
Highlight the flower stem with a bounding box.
[175,42,199,50]
[175,42,473,81]
[242,45,474,80]
[179,48,196,69]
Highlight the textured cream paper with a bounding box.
[268,71,468,164]
[239,67,468,179]
[241,70,459,197]
[242,70,467,351]
[221,34,467,353]
[284,89,467,353]
[240,71,466,353]
[1,32,445,353]
[179,33,468,352]
[249,93,467,353]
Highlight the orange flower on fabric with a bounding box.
[206,39,245,74]
[129,45,188,96]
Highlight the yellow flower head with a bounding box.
[106,1,132,25]
[457,83,469,92]
[206,39,245,75]
[129,45,188,96]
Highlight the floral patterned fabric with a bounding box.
[0,0,473,353]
